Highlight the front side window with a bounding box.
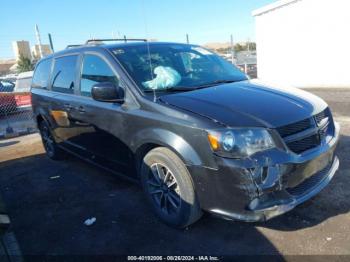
[110,44,248,92]
[80,54,119,97]
[32,58,52,89]
[52,55,78,94]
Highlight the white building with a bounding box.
[32,44,52,60]
[253,0,350,87]
[12,41,32,61]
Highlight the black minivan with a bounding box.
[31,40,340,227]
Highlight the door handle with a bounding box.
[77,106,86,113]
[64,103,73,111]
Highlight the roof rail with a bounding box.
[66,44,83,49]
[85,38,148,45]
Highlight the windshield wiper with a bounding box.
[194,79,241,88]
[143,86,196,93]
[166,80,241,91]
[143,80,241,93]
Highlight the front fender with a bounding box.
[130,128,212,168]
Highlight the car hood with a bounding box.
[159,80,328,128]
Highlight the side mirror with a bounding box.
[91,82,124,103]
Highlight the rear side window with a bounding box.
[52,55,78,94]
[32,59,52,89]
[80,55,119,97]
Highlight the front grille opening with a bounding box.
[286,134,320,154]
[277,118,313,138]
[276,108,333,154]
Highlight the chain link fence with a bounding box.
[0,91,37,139]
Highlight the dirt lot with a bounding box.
[0,88,349,258]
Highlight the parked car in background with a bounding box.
[32,40,339,227]
[0,80,15,92]
[13,71,33,112]
[14,71,33,93]
[0,80,16,116]
[0,72,33,116]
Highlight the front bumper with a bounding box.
[189,122,340,222]
[210,156,339,222]
[16,105,32,112]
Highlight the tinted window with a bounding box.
[80,55,119,97]
[52,55,78,94]
[32,59,52,89]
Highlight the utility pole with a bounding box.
[48,33,54,52]
[35,24,43,58]
[186,34,189,44]
[230,34,235,64]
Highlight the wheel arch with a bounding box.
[132,128,204,173]
[34,109,51,128]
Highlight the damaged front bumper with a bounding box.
[189,122,340,222]
[210,156,339,222]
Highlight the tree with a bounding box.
[246,42,256,51]
[17,54,33,73]
[233,44,243,53]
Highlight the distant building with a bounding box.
[12,41,32,61]
[235,51,257,66]
[235,51,257,79]
[0,59,16,76]
[32,44,52,60]
[216,50,257,79]
[253,0,350,87]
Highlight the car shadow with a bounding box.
[0,153,283,257]
[0,135,348,256]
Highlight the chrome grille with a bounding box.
[277,108,333,154]
[319,124,329,141]
[315,110,328,125]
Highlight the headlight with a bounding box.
[207,128,275,158]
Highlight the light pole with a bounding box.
[35,24,43,58]
[48,33,54,52]
[230,34,235,64]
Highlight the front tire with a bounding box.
[140,147,202,228]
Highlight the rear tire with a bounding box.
[38,121,66,160]
[140,147,202,228]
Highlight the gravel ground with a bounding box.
[0,88,349,259]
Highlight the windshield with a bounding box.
[110,44,248,92]
[15,77,32,92]
[0,81,15,92]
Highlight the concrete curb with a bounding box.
[0,129,37,140]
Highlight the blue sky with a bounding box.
[1,0,274,59]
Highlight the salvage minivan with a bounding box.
[31,40,340,227]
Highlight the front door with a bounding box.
[70,52,133,175]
